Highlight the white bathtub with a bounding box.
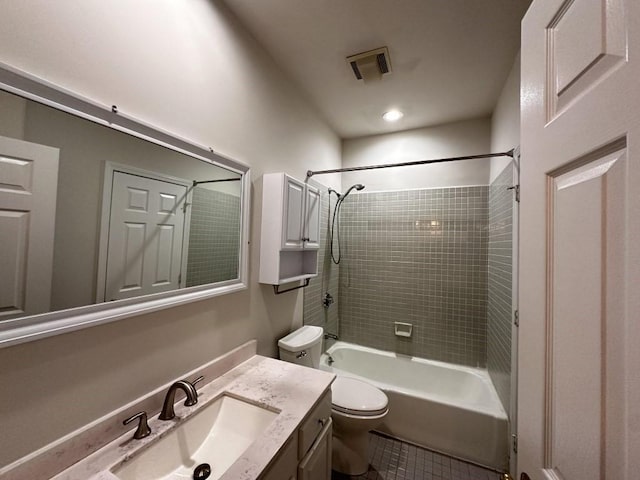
[320,341,508,471]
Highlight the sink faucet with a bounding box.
[159,376,203,420]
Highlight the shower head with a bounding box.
[342,183,365,199]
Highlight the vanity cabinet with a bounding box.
[259,173,320,285]
[260,390,332,480]
[260,435,298,480]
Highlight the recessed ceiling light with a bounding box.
[382,109,403,122]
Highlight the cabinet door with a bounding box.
[298,418,332,480]
[282,175,305,249]
[298,391,331,459]
[260,435,298,480]
[303,184,321,249]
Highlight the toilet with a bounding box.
[278,326,389,476]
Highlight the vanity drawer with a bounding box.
[298,389,331,459]
[298,417,332,480]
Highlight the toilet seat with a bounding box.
[331,377,388,417]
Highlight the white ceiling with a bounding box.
[223,0,531,139]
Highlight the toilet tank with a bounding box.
[278,326,323,368]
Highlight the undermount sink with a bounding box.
[113,394,279,480]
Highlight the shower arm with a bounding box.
[306,150,514,179]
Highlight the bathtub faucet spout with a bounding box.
[327,355,335,365]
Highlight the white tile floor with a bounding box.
[332,433,504,480]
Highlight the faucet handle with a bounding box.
[123,411,151,440]
[192,375,204,389]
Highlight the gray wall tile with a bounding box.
[304,178,514,389]
[337,186,489,367]
[487,165,514,412]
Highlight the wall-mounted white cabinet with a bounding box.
[260,173,320,285]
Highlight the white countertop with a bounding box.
[49,355,334,480]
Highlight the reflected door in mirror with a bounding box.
[0,135,59,319]
[104,170,189,302]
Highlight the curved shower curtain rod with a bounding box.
[306,149,515,179]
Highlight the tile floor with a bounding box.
[332,433,504,480]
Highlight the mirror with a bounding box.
[0,66,249,346]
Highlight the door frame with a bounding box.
[509,147,520,477]
[96,162,192,302]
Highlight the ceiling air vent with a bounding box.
[347,47,391,83]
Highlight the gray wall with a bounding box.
[186,187,241,287]
[490,53,520,182]
[487,164,514,412]
[0,91,26,139]
[0,0,341,468]
[488,50,519,415]
[338,186,489,367]
[342,117,491,192]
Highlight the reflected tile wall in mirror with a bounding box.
[186,187,241,286]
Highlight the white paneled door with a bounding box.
[0,135,59,320]
[519,1,639,479]
[105,171,187,302]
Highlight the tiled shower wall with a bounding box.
[487,165,514,412]
[186,188,240,287]
[338,187,489,367]
[304,185,340,336]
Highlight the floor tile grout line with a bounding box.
[332,432,504,480]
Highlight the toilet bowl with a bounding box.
[278,326,389,476]
[330,376,389,475]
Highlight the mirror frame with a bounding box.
[0,61,251,348]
